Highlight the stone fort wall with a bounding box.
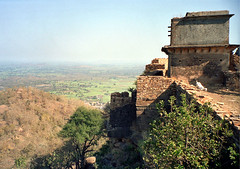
[108,10,239,147]
[108,76,240,147]
[108,92,136,138]
[135,76,175,131]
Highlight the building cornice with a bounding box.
[162,44,239,54]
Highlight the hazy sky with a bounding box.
[0,0,239,64]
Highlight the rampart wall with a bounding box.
[136,76,174,115]
[135,76,239,146]
[108,92,136,138]
[110,92,132,109]
[109,76,240,148]
[108,11,239,148]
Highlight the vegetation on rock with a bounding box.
[0,87,85,168]
[31,106,104,169]
[60,106,104,169]
[95,139,143,169]
[143,94,239,168]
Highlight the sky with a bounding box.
[0,0,239,65]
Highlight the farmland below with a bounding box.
[0,63,144,107]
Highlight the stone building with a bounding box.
[108,11,240,143]
[162,10,239,87]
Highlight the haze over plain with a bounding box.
[0,0,239,65]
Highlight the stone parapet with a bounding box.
[144,58,168,76]
[145,64,165,71]
[110,92,132,109]
[135,76,175,131]
[175,80,240,147]
[108,91,136,138]
[136,76,174,109]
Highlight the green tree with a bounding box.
[59,106,104,169]
[15,157,26,169]
[143,94,239,168]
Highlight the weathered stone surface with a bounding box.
[229,52,240,71]
[135,76,175,131]
[110,92,132,109]
[144,58,168,76]
[171,10,231,46]
[145,64,165,71]
[162,11,239,87]
[108,10,240,148]
[85,157,96,165]
[84,157,96,169]
[186,10,229,17]
[108,92,136,138]
[224,71,240,91]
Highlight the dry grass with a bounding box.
[0,87,87,168]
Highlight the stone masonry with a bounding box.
[144,58,168,76]
[162,10,239,87]
[108,92,136,138]
[108,11,240,147]
[135,76,174,131]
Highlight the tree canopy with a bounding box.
[59,106,104,169]
[143,94,239,169]
[30,106,104,169]
[60,106,103,143]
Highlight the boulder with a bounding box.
[85,156,96,165]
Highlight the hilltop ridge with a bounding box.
[0,87,86,168]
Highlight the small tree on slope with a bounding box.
[60,106,104,169]
[143,94,239,169]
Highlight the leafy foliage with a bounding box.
[59,106,104,168]
[60,106,103,142]
[143,94,239,168]
[15,157,26,168]
[31,106,104,169]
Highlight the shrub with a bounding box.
[143,94,239,168]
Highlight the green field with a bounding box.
[50,77,136,103]
[0,63,143,104]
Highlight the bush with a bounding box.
[143,94,239,168]
[15,157,26,168]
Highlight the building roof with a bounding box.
[186,10,229,17]
[172,10,234,21]
[162,44,239,48]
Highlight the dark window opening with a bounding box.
[154,71,164,76]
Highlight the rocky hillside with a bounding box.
[0,87,86,168]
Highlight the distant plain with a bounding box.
[0,63,144,104]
